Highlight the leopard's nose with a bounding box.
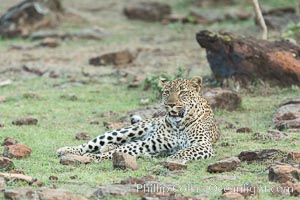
[167,103,176,108]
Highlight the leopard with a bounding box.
[57,76,221,162]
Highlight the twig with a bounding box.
[252,0,268,40]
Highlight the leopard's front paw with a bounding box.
[57,146,81,157]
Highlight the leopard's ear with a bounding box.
[190,76,202,92]
[158,77,168,88]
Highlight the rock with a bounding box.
[0,0,62,38]
[238,149,284,164]
[2,137,18,146]
[236,127,252,133]
[203,88,242,111]
[0,124,4,128]
[270,183,293,196]
[4,187,35,200]
[4,187,87,200]
[124,2,171,22]
[220,191,245,200]
[0,177,5,191]
[207,157,241,173]
[0,172,38,184]
[196,30,300,87]
[12,117,38,126]
[60,154,91,165]
[159,160,187,171]
[103,121,126,130]
[253,130,288,141]
[162,14,188,24]
[49,175,58,180]
[0,96,6,103]
[273,97,300,131]
[222,184,259,199]
[112,152,138,170]
[10,168,25,175]
[22,65,45,76]
[75,132,90,140]
[60,94,78,101]
[93,181,177,199]
[3,144,31,159]
[89,120,100,125]
[0,157,14,170]
[30,27,109,40]
[269,165,300,183]
[70,175,78,179]
[39,37,60,48]
[120,176,157,185]
[0,79,13,87]
[89,50,134,66]
[225,10,251,21]
[37,188,87,200]
[283,181,300,196]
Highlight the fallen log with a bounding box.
[196,30,300,87]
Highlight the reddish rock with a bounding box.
[238,149,284,164]
[124,2,171,22]
[89,50,134,66]
[269,165,300,183]
[222,184,259,199]
[160,160,187,171]
[236,127,253,133]
[0,157,14,170]
[207,157,241,173]
[3,144,31,159]
[4,187,35,200]
[270,183,293,196]
[203,88,242,111]
[12,117,38,126]
[284,181,300,197]
[120,176,156,185]
[2,137,18,146]
[220,191,245,200]
[196,30,300,87]
[60,154,91,165]
[112,152,138,170]
[75,132,90,140]
[287,152,300,161]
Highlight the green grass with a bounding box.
[0,77,299,199]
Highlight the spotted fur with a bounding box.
[57,77,221,162]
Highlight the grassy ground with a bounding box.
[0,0,299,199]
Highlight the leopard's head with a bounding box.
[159,76,202,119]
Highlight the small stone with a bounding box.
[39,37,60,48]
[60,94,78,101]
[287,152,300,161]
[270,184,292,196]
[75,132,90,140]
[112,152,138,170]
[32,180,43,187]
[70,175,78,179]
[236,127,253,133]
[10,168,25,174]
[220,191,245,200]
[253,130,288,141]
[49,176,58,180]
[89,49,134,66]
[160,160,187,171]
[90,120,100,125]
[2,137,18,146]
[103,121,125,130]
[222,184,259,199]
[12,117,38,126]
[0,124,4,128]
[123,2,171,22]
[203,88,242,111]
[207,157,241,173]
[37,188,87,200]
[60,154,91,165]
[0,157,14,170]
[269,165,300,183]
[284,181,300,196]
[3,144,31,159]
